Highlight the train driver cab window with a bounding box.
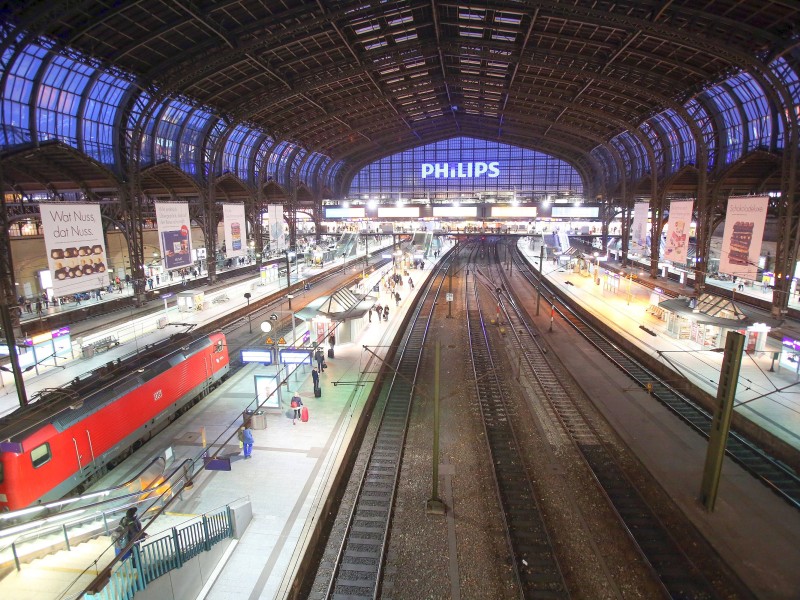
[215,341,224,353]
[31,443,51,468]
[0,462,4,484]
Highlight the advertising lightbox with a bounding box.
[432,207,478,218]
[551,206,599,218]
[325,207,366,219]
[378,207,420,218]
[490,207,538,218]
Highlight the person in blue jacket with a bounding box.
[242,424,254,459]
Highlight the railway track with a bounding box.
[465,261,569,598]
[484,244,717,598]
[324,252,454,599]
[508,242,800,510]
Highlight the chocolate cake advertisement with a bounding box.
[719,196,768,280]
[40,203,109,297]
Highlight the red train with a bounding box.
[0,331,229,511]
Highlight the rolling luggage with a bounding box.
[314,386,322,398]
[327,348,334,359]
[301,406,309,422]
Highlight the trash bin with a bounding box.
[244,409,267,430]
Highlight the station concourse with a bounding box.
[1,3,800,599]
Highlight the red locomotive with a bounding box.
[0,331,229,511]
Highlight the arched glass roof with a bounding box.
[0,38,335,190]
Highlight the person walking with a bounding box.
[311,367,320,395]
[395,291,401,306]
[408,277,414,290]
[119,506,147,563]
[241,423,254,459]
[328,332,336,359]
[35,299,43,316]
[290,392,303,424]
[383,305,389,321]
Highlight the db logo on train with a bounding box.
[153,389,163,401]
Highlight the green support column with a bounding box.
[700,331,745,511]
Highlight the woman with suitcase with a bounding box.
[290,392,303,424]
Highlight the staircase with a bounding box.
[0,537,116,600]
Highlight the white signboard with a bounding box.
[268,205,287,252]
[432,206,478,217]
[222,204,246,258]
[491,206,538,218]
[631,202,649,251]
[40,203,109,296]
[550,206,599,218]
[663,200,693,264]
[377,207,420,218]
[326,207,366,219]
[155,202,193,270]
[719,196,769,280]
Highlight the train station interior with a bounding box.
[1,2,799,599]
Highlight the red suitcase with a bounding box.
[301,406,309,422]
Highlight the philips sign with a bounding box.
[421,162,500,179]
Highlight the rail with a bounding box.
[511,241,800,511]
[324,250,455,599]
[465,260,568,598]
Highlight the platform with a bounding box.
[518,239,800,454]
[0,251,430,600]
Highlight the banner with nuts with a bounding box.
[40,203,109,297]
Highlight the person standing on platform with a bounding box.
[328,332,336,359]
[408,277,414,290]
[395,291,401,306]
[241,424,254,459]
[315,347,325,371]
[383,305,389,321]
[312,367,320,394]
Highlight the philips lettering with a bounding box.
[421,162,500,179]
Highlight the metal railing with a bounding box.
[83,504,234,600]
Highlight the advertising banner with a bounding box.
[631,202,649,252]
[267,205,287,253]
[222,203,246,258]
[663,200,693,264]
[155,202,193,270]
[40,203,109,297]
[719,196,769,280]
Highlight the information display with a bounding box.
[241,349,273,364]
[280,348,313,365]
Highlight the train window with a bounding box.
[31,443,51,468]
[215,341,224,353]
[0,462,3,484]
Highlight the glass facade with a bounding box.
[348,136,583,197]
